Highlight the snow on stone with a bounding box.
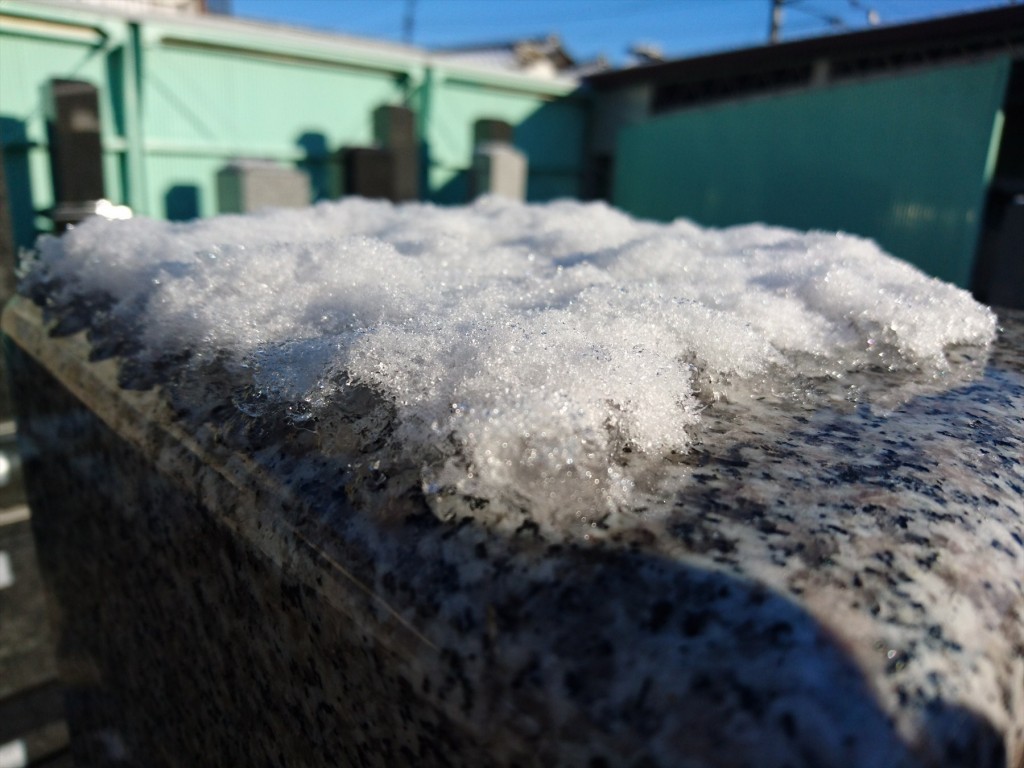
[21,197,997,527]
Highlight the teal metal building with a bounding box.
[586,6,1024,299]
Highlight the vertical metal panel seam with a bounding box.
[122,21,148,215]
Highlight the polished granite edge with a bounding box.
[1,297,438,666]
[5,295,1024,768]
[2,296,586,764]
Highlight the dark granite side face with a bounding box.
[5,301,1023,768]
[13,349,492,768]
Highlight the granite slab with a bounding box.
[0,508,59,700]
[3,296,1022,768]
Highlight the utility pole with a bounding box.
[403,0,417,45]
[769,0,785,43]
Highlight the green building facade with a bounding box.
[2,1,1021,298]
[0,0,587,247]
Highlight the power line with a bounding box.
[769,0,880,43]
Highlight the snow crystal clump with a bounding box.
[21,197,997,528]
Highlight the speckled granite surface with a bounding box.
[3,297,1022,768]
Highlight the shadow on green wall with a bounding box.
[516,96,587,202]
[296,132,333,203]
[165,185,201,221]
[0,117,38,249]
[432,169,469,205]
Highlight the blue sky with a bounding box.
[230,0,1015,64]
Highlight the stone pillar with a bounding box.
[216,160,310,213]
[373,105,419,203]
[341,147,394,201]
[471,142,527,201]
[470,119,527,201]
[46,80,107,231]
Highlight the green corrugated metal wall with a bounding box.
[613,58,1011,288]
[0,1,586,247]
[425,73,587,204]
[137,35,408,217]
